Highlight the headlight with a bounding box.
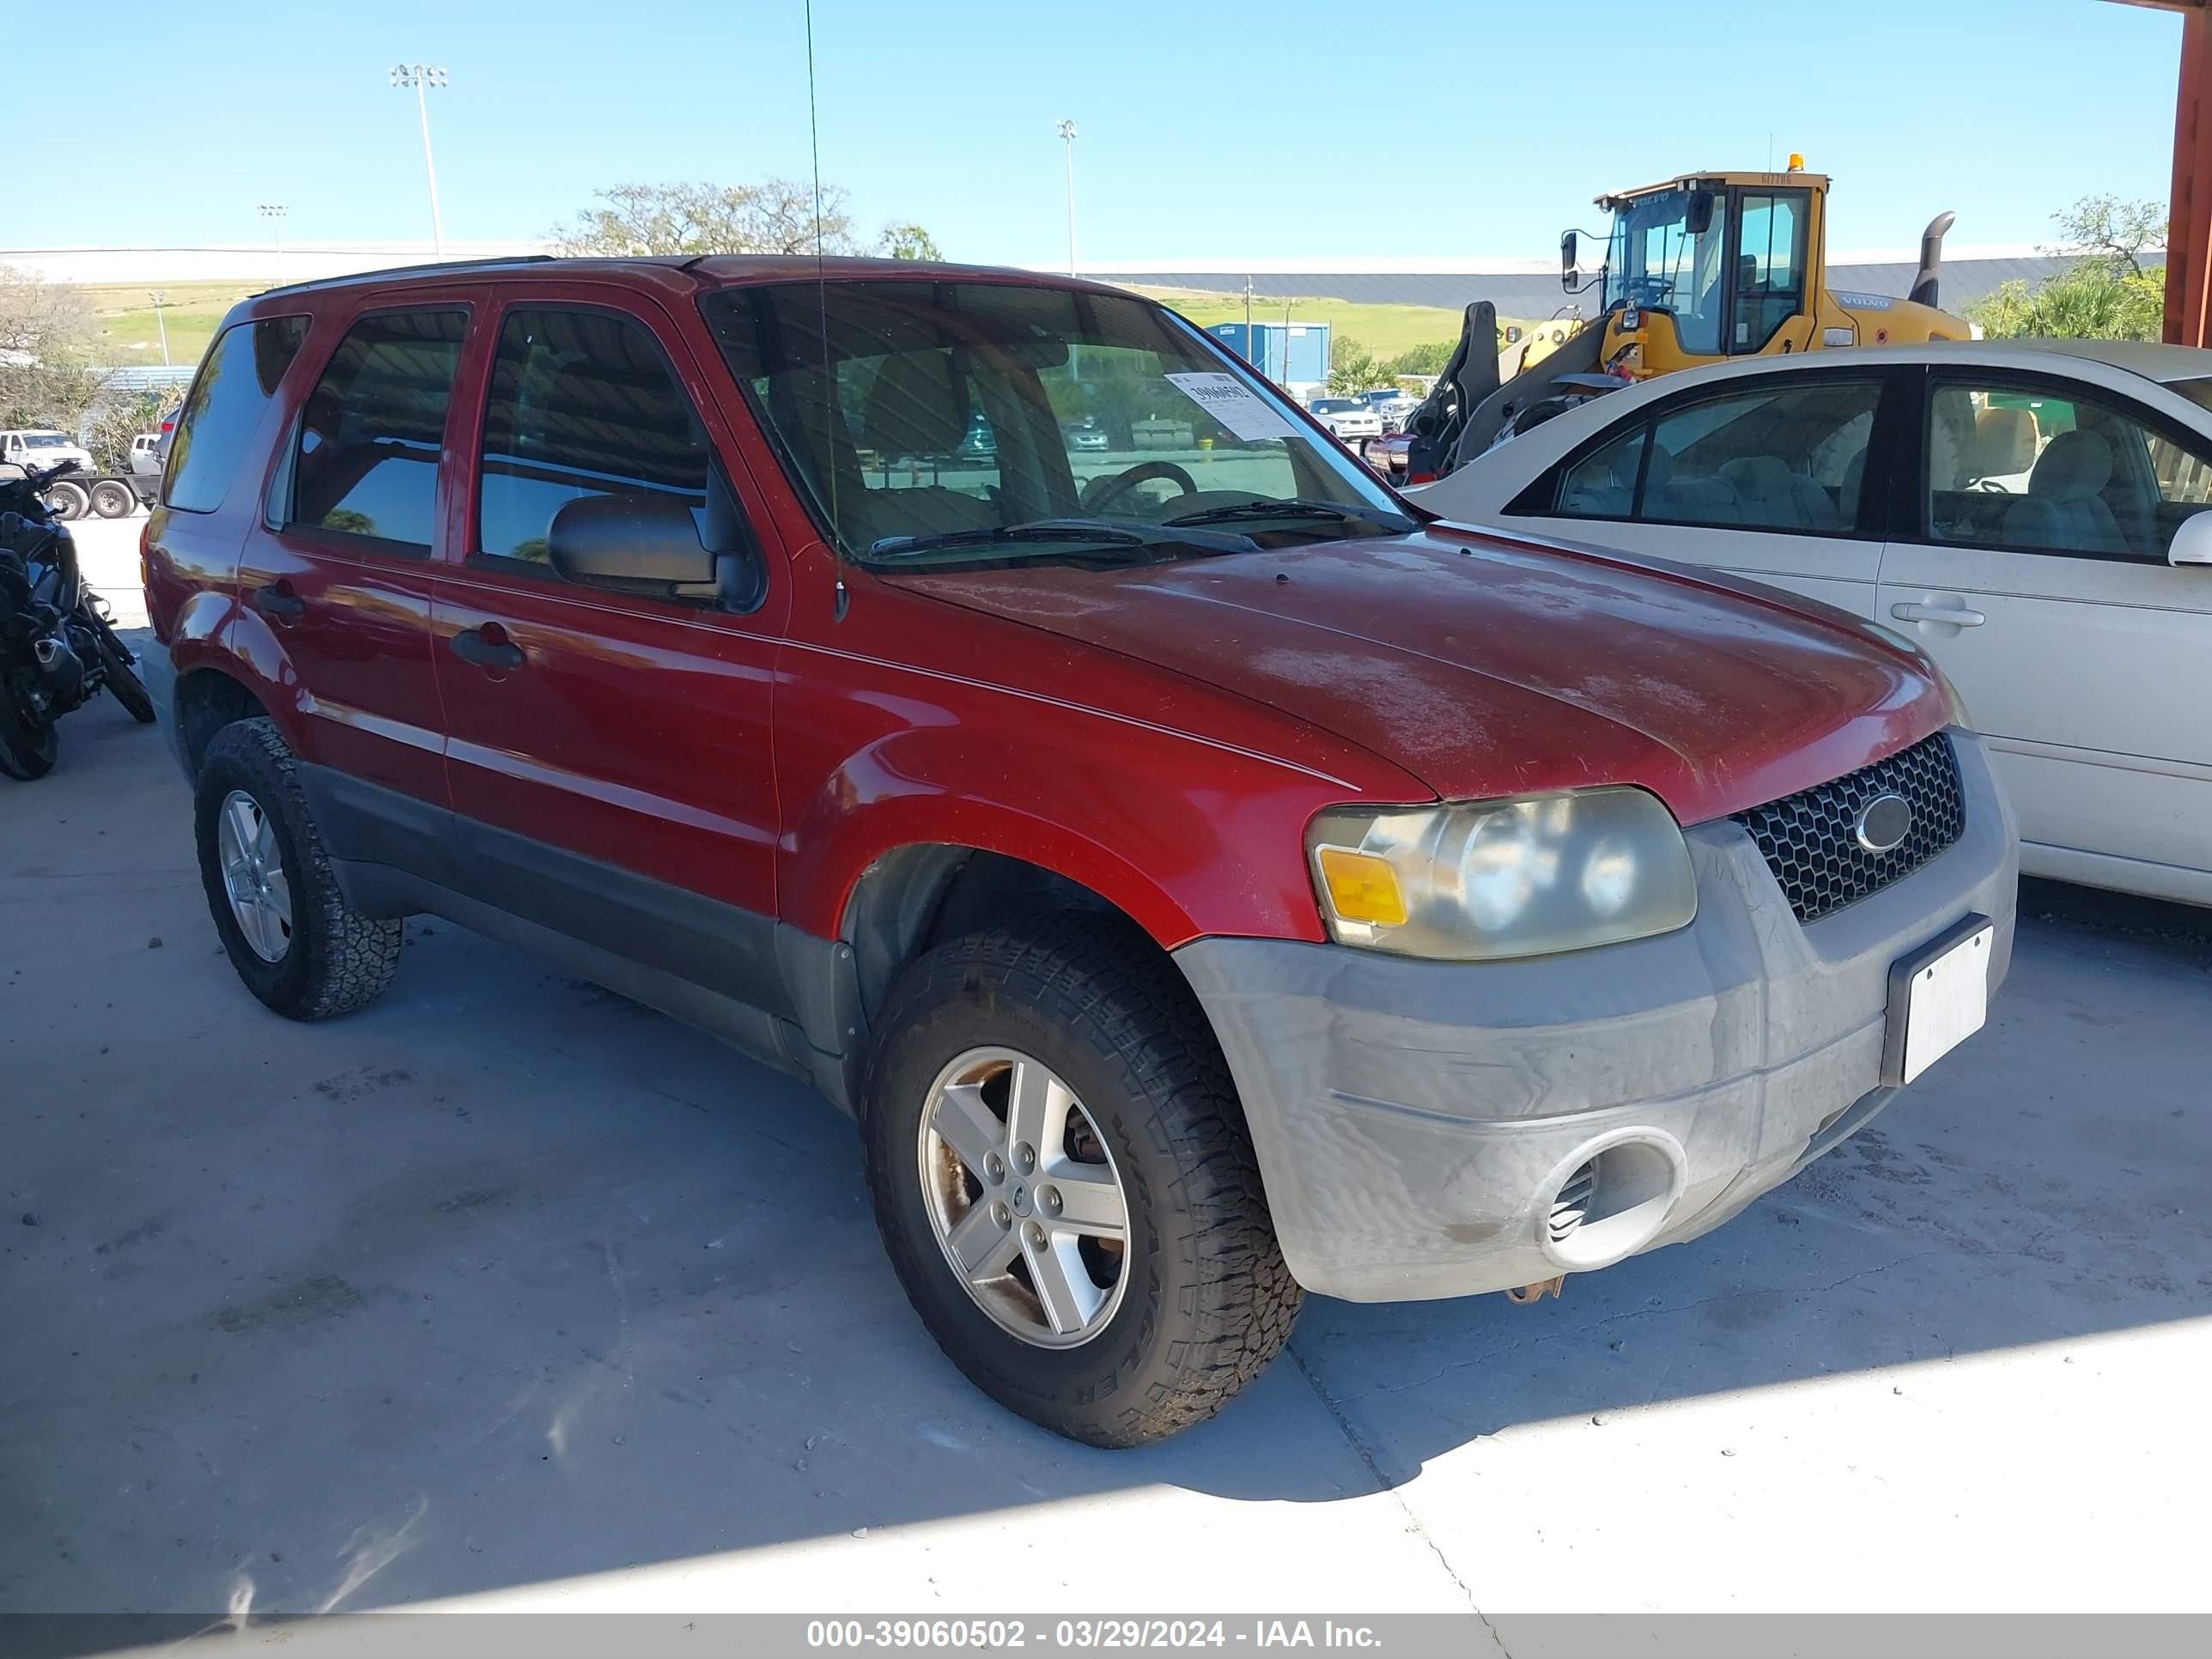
[1308,787,1698,961]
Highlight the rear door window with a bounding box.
[162,316,308,513]
[283,309,466,553]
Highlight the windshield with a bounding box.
[702,280,1410,569]
[23,433,70,449]
[1603,186,1729,356]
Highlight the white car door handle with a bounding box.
[1892,601,1986,627]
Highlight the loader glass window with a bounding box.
[1734,192,1808,353]
[1606,188,1729,356]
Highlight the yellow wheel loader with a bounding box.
[1402,161,1972,483]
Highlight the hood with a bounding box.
[890,527,1953,825]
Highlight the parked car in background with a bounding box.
[2,429,94,477]
[1061,417,1109,453]
[1356,388,1419,431]
[1306,397,1382,442]
[130,434,163,477]
[1412,338,2212,908]
[1362,428,1413,483]
[141,257,2014,1448]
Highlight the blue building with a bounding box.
[1207,321,1330,390]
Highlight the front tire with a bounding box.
[863,916,1300,1446]
[194,718,402,1020]
[90,620,155,724]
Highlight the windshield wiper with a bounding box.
[869,517,1258,559]
[867,520,1152,558]
[1164,497,1410,531]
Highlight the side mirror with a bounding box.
[2171,509,2212,568]
[548,491,716,591]
[1686,189,1717,237]
[1560,230,1579,292]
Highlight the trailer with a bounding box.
[0,430,156,520]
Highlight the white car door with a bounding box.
[1878,371,2212,901]
[1497,373,1893,618]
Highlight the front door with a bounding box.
[428,292,791,1010]
[1879,371,2212,890]
[1521,372,1893,617]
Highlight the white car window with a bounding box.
[1926,381,2212,563]
[1547,379,1881,535]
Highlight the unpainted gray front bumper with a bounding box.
[1175,729,2019,1303]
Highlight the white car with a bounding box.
[1,428,95,476]
[1305,398,1383,442]
[1411,339,2212,908]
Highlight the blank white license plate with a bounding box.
[1893,922,1994,1084]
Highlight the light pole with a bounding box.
[147,291,171,368]
[1056,119,1078,276]
[258,204,289,283]
[390,64,448,258]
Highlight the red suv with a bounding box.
[141,258,2018,1445]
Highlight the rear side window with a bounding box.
[284,309,466,552]
[1542,379,1878,535]
[162,316,308,513]
[477,307,710,568]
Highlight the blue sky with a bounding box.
[21,0,2184,264]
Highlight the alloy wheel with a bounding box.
[216,789,293,963]
[915,1046,1131,1348]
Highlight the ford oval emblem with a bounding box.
[1854,793,1913,855]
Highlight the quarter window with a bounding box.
[1547,379,1879,534]
[163,316,308,514]
[477,307,713,575]
[284,309,466,551]
[1926,381,2212,562]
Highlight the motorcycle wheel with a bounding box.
[0,683,58,780]
[92,619,156,724]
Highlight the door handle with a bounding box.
[449,623,526,673]
[249,581,303,624]
[1891,601,1986,628]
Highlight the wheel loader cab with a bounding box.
[1585,171,1822,376]
[1577,167,1972,380]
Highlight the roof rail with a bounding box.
[251,253,559,299]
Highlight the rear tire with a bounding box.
[44,480,88,521]
[91,621,155,724]
[194,718,402,1019]
[89,479,135,519]
[0,679,58,780]
[863,915,1300,1447]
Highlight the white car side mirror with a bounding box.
[2172,511,2212,567]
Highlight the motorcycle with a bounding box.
[0,458,156,780]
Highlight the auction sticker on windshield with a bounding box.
[1164,373,1302,442]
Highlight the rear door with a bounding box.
[1504,369,1899,617]
[1877,368,2212,887]
[428,288,791,1008]
[240,297,477,830]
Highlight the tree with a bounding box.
[878,222,942,261]
[0,264,99,431]
[547,179,861,258]
[1966,194,2167,343]
[1324,335,1400,396]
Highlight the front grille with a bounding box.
[1732,732,1964,924]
